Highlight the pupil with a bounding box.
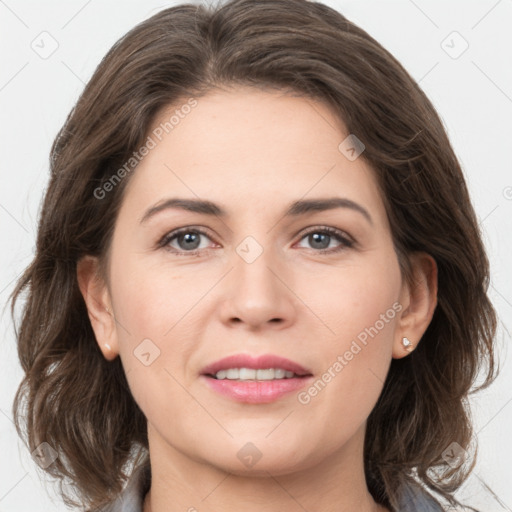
[180,232,200,250]
[310,233,329,249]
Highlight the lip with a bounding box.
[200,353,313,404]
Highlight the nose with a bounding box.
[218,244,297,330]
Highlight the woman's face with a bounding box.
[93,87,416,475]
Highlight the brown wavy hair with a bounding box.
[10,0,498,510]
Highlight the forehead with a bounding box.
[118,87,388,228]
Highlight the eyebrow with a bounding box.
[140,197,373,225]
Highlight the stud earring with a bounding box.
[402,337,414,352]
[102,343,118,360]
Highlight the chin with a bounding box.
[209,455,309,477]
[197,438,321,477]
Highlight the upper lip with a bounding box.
[201,354,311,377]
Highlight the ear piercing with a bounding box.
[402,337,414,352]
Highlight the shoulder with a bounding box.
[98,466,448,512]
[96,463,151,512]
[397,481,445,512]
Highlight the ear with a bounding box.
[76,255,119,361]
[393,252,438,359]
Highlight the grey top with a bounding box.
[101,463,445,512]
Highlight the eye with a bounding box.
[158,227,216,256]
[158,225,355,256]
[295,226,354,253]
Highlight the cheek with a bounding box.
[297,252,401,414]
[305,249,402,346]
[109,259,199,416]
[109,247,198,335]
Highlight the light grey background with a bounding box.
[1,0,511,510]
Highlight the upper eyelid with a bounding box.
[299,225,354,242]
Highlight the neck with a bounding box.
[142,424,389,512]
[143,478,387,512]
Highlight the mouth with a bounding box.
[200,354,313,403]
[208,367,306,380]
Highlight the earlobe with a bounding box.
[76,255,119,361]
[393,252,438,359]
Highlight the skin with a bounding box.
[78,86,437,512]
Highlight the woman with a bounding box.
[10,0,498,511]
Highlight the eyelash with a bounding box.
[158,225,355,257]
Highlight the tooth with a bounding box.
[239,368,257,380]
[213,368,298,380]
[256,368,275,380]
[226,368,239,379]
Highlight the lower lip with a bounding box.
[201,375,313,403]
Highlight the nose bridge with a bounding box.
[221,232,295,327]
[234,233,282,299]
